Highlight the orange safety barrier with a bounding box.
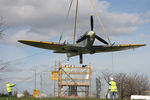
[33,90,40,97]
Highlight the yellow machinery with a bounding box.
[51,64,92,98]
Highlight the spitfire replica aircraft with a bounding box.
[18,15,146,64]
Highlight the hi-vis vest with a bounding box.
[110,81,117,92]
[6,83,15,92]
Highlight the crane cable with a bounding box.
[89,0,115,74]
[111,53,114,74]
[59,0,73,43]
[89,0,111,45]
[73,0,79,44]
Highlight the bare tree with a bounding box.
[0,60,9,71]
[23,90,31,97]
[102,72,150,99]
[124,73,150,98]
[102,71,112,84]
[0,17,5,39]
[0,60,10,82]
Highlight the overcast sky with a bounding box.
[0,0,150,95]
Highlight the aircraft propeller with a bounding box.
[76,33,89,43]
[76,15,108,45]
[95,35,108,45]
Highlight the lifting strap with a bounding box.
[59,0,73,43]
[89,0,111,45]
[73,0,79,44]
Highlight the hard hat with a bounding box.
[6,81,9,84]
[110,77,114,81]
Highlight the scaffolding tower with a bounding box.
[51,64,92,98]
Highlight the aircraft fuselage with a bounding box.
[67,31,96,63]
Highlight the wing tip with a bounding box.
[18,40,29,42]
[143,44,146,46]
[18,40,57,45]
[137,44,146,47]
[18,40,24,43]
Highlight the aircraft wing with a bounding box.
[18,40,146,56]
[18,40,85,53]
[93,44,146,53]
[67,44,146,57]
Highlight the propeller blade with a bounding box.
[90,15,94,31]
[76,34,88,43]
[95,35,109,45]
